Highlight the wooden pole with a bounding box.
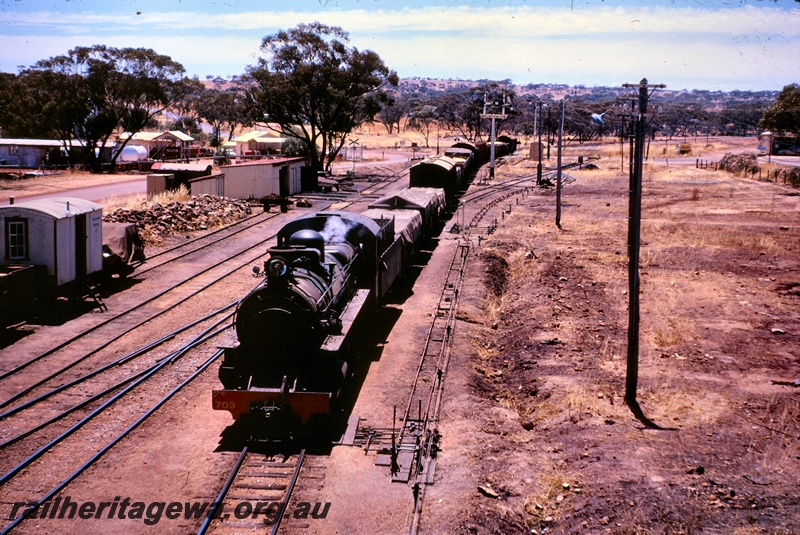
[625,79,646,415]
[555,99,564,229]
[621,78,666,429]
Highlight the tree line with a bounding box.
[0,23,398,173]
[0,22,796,173]
[390,83,798,150]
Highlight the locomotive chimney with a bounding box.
[289,229,325,258]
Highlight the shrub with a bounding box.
[788,167,800,187]
[718,152,760,175]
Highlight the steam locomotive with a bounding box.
[212,137,515,435]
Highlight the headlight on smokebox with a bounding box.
[267,258,288,278]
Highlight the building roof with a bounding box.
[232,130,286,144]
[167,130,195,142]
[0,197,102,219]
[220,157,303,169]
[0,138,65,147]
[120,132,161,142]
[151,162,212,173]
[119,130,194,142]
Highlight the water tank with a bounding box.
[119,145,148,162]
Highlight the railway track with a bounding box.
[336,167,546,534]
[134,209,278,275]
[391,240,469,482]
[297,166,409,207]
[199,449,307,534]
[0,337,226,534]
[338,239,474,534]
[0,302,236,446]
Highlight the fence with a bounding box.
[696,158,799,186]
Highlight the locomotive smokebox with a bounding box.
[289,229,325,257]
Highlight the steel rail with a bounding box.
[197,449,306,535]
[407,244,469,535]
[398,244,464,433]
[0,366,150,449]
[0,303,237,445]
[270,449,306,535]
[0,316,231,487]
[0,346,225,535]
[135,210,276,275]
[0,301,237,419]
[196,447,249,535]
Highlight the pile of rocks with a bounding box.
[104,194,252,244]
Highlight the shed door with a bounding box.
[75,213,87,278]
[279,166,290,197]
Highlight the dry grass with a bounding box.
[521,458,579,528]
[102,184,192,212]
[463,137,800,533]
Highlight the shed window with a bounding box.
[5,218,28,260]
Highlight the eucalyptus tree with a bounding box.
[406,104,439,148]
[759,83,800,136]
[434,89,484,141]
[195,88,249,147]
[376,94,408,135]
[0,70,86,143]
[1,45,191,171]
[245,22,398,172]
[167,77,208,143]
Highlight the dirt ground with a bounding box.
[2,134,798,534]
[424,142,800,534]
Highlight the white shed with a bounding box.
[190,157,304,199]
[0,197,103,286]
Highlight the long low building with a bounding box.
[189,157,306,199]
[0,139,64,168]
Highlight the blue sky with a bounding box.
[0,0,798,91]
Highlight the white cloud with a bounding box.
[1,3,797,90]
[6,4,797,36]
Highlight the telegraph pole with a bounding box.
[482,91,510,180]
[621,78,665,427]
[537,101,544,186]
[555,99,565,229]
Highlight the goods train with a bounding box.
[212,137,516,436]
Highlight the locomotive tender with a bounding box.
[212,138,514,434]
